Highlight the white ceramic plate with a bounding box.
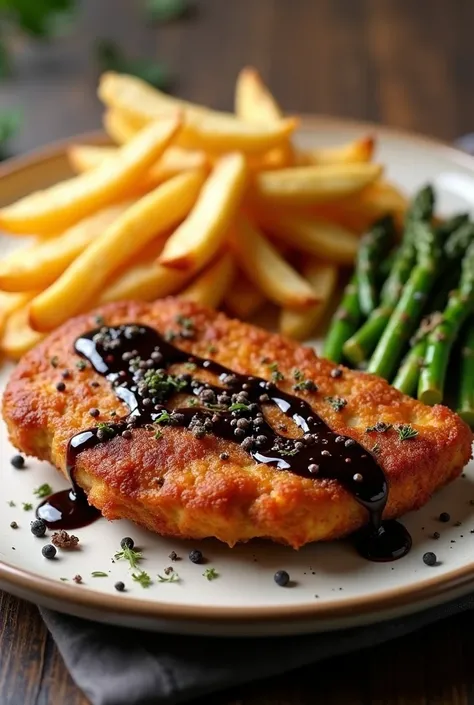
[1,118,474,636]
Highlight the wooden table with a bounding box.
[1,1,474,703]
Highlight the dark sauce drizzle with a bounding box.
[38,323,411,561]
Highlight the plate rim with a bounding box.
[1,115,474,629]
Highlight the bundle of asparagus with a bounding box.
[323,185,474,427]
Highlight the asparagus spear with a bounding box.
[418,240,474,405]
[392,338,427,396]
[356,215,396,317]
[456,318,474,427]
[367,218,443,380]
[343,186,435,365]
[322,274,361,363]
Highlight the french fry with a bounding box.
[103,109,139,144]
[224,270,265,319]
[180,252,235,308]
[301,135,375,165]
[68,144,208,191]
[159,153,247,271]
[99,72,298,155]
[0,203,133,292]
[1,306,45,359]
[0,291,36,335]
[235,67,283,123]
[0,118,182,234]
[253,163,383,206]
[29,169,206,332]
[279,260,338,339]
[100,241,191,304]
[258,212,358,265]
[231,217,318,309]
[235,67,293,170]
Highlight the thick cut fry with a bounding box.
[99,72,297,155]
[0,203,132,292]
[68,144,208,191]
[1,306,44,359]
[29,169,205,332]
[259,212,358,265]
[253,163,383,206]
[180,252,235,308]
[100,242,191,304]
[103,109,139,144]
[235,67,283,123]
[0,291,36,335]
[159,153,247,271]
[231,218,317,309]
[301,135,375,165]
[0,118,182,234]
[235,67,293,170]
[279,260,338,339]
[224,270,265,319]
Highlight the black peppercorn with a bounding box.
[11,455,25,469]
[274,570,290,587]
[120,537,134,550]
[56,381,66,392]
[189,549,203,564]
[423,552,437,566]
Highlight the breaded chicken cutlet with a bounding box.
[2,298,472,550]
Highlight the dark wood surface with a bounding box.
[1,1,474,703]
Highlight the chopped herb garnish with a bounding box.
[176,315,194,330]
[158,572,180,583]
[325,396,347,412]
[366,422,392,433]
[22,502,33,511]
[91,571,108,578]
[278,448,299,457]
[203,567,219,581]
[372,443,380,455]
[132,571,152,588]
[7,500,15,507]
[94,315,105,325]
[293,368,303,381]
[76,360,87,371]
[187,398,198,407]
[155,410,171,425]
[144,369,187,397]
[165,331,177,342]
[154,429,163,440]
[50,356,59,368]
[96,422,115,438]
[207,345,217,354]
[396,424,419,441]
[114,545,143,570]
[33,483,53,498]
[268,362,284,381]
[228,402,250,412]
[60,577,68,581]
[185,362,197,371]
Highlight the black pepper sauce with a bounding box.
[38,323,411,561]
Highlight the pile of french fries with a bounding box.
[0,67,408,362]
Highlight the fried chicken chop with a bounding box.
[2,298,472,548]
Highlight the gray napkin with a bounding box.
[40,593,474,705]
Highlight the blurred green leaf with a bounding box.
[0,0,76,38]
[146,0,191,23]
[96,40,172,90]
[0,107,22,160]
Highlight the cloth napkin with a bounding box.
[40,592,474,705]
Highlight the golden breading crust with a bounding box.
[2,298,472,548]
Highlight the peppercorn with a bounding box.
[89,408,100,417]
[73,575,83,584]
[11,454,25,469]
[122,429,132,439]
[10,521,18,529]
[30,519,46,537]
[423,552,437,566]
[220,452,229,461]
[120,537,134,550]
[274,570,290,587]
[114,581,125,592]
[56,381,66,392]
[189,549,203,564]
[439,512,450,523]
[42,544,57,559]
[331,368,343,379]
